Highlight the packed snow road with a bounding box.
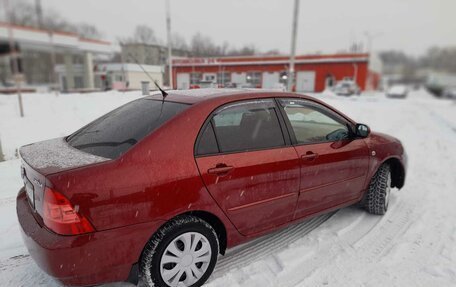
[0,89,455,286]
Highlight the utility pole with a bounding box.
[166,0,173,89]
[4,0,24,117]
[35,0,58,94]
[287,0,300,92]
[364,31,382,90]
[35,0,43,28]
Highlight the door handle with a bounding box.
[301,152,318,161]
[207,165,234,176]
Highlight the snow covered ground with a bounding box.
[0,89,455,286]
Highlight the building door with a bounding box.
[262,72,280,89]
[325,74,336,89]
[231,72,247,85]
[296,71,316,92]
[177,73,190,89]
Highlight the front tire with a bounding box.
[363,164,392,215]
[140,216,219,287]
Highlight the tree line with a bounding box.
[120,25,263,57]
[380,47,456,76]
[6,1,260,57]
[6,0,102,39]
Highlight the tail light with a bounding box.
[43,187,95,235]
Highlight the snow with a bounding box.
[20,137,108,171]
[0,89,456,286]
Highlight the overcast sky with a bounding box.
[19,0,456,56]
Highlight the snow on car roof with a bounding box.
[170,88,245,97]
[146,88,267,104]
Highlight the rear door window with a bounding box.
[67,99,189,159]
[209,99,285,153]
[196,123,219,155]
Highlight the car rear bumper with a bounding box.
[17,188,165,286]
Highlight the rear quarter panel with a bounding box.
[47,102,245,248]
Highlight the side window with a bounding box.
[279,99,349,144]
[197,123,219,155]
[212,99,285,153]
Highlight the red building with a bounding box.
[172,53,381,92]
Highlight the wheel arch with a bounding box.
[184,210,228,255]
[381,157,405,189]
[147,210,228,256]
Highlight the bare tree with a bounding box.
[188,32,257,57]
[8,0,102,39]
[132,25,160,45]
[171,32,188,51]
[420,46,456,73]
[228,44,256,56]
[190,32,218,56]
[75,23,102,39]
[8,0,37,27]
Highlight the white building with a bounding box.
[0,22,116,91]
[55,63,163,91]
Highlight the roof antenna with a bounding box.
[128,53,168,99]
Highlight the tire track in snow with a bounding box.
[283,200,417,287]
[210,213,335,279]
[353,200,416,260]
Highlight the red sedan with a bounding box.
[17,89,406,287]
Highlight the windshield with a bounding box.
[67,99,190,159]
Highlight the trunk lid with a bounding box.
[19,137,109,212]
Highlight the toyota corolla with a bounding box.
[17,89,406,287]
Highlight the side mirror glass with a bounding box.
[356,123,370,138]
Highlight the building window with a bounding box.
[190,73,202,84]
[73,55,83,64]
[115,74,124,82]
[217,72,231,86]
[204,74,216,82]
[246,72,262,87]
[74,76,84,89]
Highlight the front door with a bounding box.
[278,98,369,218]
[195,99,300,235]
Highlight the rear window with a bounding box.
[67,99,189,159]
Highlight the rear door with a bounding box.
[195,99,300,235]
[277,98,369,219]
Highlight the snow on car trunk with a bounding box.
[20,137,109,175]
[19,137,109,216]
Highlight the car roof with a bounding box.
[145,88,313,104]
[144,88,357,127]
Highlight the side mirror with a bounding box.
[355,123,370,138]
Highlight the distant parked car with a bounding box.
[333,81,361,96]
[442,87,456,99]
[17,89,407,287]
[190,80,217,89]
[387,85,408,99]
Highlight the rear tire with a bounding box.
[140,216,219,287]
[363,164,392,215]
